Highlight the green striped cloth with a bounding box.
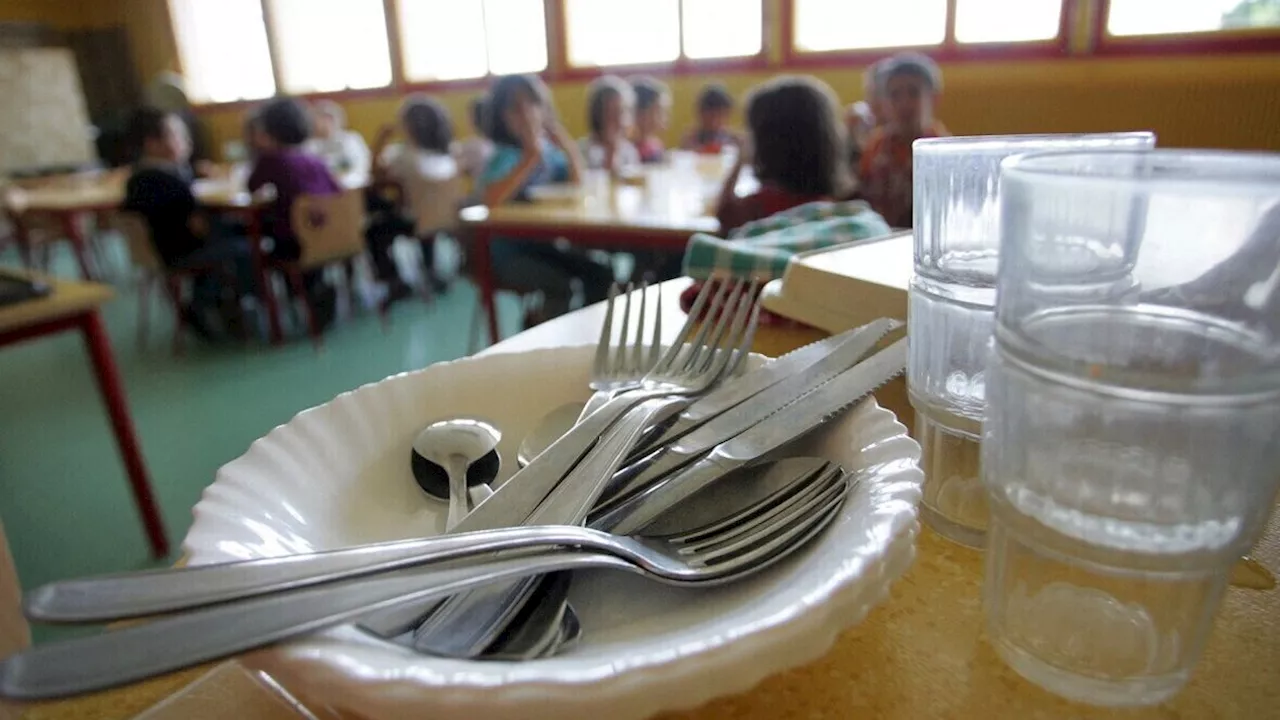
[682,201,892,281]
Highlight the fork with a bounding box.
[1,462,848,700]
[408,277,762,656]
[22,460,845,623]
[580,281,663,419]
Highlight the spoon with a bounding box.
[411,418,502,527]
[406,416,581,657]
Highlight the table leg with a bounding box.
[59,211,97,280]
[248,211,283,344]
[473,228,500,345]
[10,214,34,269]
[79,311,170,558]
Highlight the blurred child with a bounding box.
[632,75,671,164]
[305,100,371,176]
[368,95,457,299]
[681,83,743,154]
[846,59,888,165]
[479,74,614,322]
[456,97,494,180]
[580,75,639,172]
[716,75,850,234]
[122,107,251,340]
[247,97,342,327]
[858,52,950,228]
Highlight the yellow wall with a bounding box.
[6,0,1280,157]
[192,54,1280,159]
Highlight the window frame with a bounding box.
[780,0,1071,67]
[1092,0,1280,56]
[553,0,770,81]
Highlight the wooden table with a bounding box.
[0,272,168,559]
[18,279,1278,719]
[6,171,368,346]
[460,153,753,345]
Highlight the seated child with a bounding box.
[631,75,671,164]
[122,107,251,340]
[456,97,495,180]
[246,97,342,327]
[681,83,743,154]
[716,75,850,234]
[579,75,640,172]
[479,73,614,322]
[858,52,950,228]
[305,100,372,176]
[368,95,458,299]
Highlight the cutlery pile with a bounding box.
[0,278,907,700]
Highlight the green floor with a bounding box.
[0,237,532,642]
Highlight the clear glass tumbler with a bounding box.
[983,149,1280,706]
[909,132,1155,548]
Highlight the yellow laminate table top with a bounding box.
[17,281,1278,720]
[459,155,751,238]
[6,170,368,214]
[0,272,113,335]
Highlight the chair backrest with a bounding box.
[114,211,164,272]
[401,172,463,237]
[290,188,367,269]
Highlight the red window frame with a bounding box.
[780,0,1071,68]
[1092,0,1280,56]
[553,0,770,81]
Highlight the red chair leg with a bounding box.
[286,268,321,350]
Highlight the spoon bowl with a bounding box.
[411,418,502,503]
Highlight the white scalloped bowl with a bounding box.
[184,345,922,720]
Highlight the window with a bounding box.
[168,0,276,103]
[563,0,762,68]
[793,0,946,52]
[682,0,764,60]
[1107,0,1280,37]
[397,0,548,82]
[266,0,393,93]
[955,0,1063,44]
[792,0,1062,53]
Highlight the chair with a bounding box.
[114,212,234,355]
[402,171,464,293]
[275,188,371,348]
[400,174,544,352]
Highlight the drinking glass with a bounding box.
[983,149,1280,706]
[909,132,1156,548]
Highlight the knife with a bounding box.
[593,338,907,535]
[631,318,903,457]
[599,318,900,508]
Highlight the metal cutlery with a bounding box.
[594,338,907,535]
[1,462,848,700]
[580,281,663,420]
[356,281,742,640]
[408,280,762,656]
[628,319,902,459]
[604,318,901,504]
